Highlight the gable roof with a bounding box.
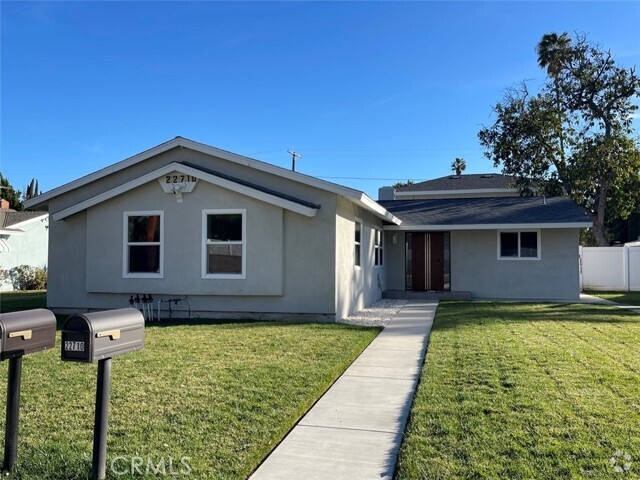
[52,162,321,221]
[2,210,48,228]
[379,196,592,230]
[0,210,48,235]
[396,173,517,193]
[25,137,401,225]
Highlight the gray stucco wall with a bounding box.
[385,231,406,291]
[46,149,339,319]
[384,228,581,300]
[335,197,385,320]
[451,229,580,300]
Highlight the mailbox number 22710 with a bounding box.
[165,175,197,183]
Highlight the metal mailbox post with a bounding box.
[61,308,144,480]
[0,309,56,472]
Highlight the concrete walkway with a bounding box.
[250,300,438,480]
[581,293,640,314]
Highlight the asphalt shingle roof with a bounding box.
[397,173,517,192]
[181,162,321,210]
[1,210,47,228]
[378,196,590,226]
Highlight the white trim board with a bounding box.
[384,222,592,231]
[5,214,49,230]
[26,137,401,225]
[395,188,516,197]
[52,162,319,221]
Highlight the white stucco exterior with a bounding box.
[0,215,49,291]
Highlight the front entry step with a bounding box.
[383,290,472,301]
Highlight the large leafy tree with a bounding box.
[479,32,640,246]
[0,173,23,211]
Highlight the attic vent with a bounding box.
[480,174,494,178]
[449,176,461,179]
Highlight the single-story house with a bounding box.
[0,200,49,291]
[25,138,592,320]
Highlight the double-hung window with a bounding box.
[354,220,362,268]
[498,230,540,260]
[374,229,383,267]
[202,209,246,278]
[123,211,163,277]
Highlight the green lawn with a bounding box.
[396,301,640,479]
[0,292,380,479]
[0,291,47,313]
[587,291,640,305]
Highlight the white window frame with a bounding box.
[202,209,247,279]
[374,227,384,268]
[123,211,164,278]
[497,229,541,261]
[354,218,363,269]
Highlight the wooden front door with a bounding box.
[407,232,446,291]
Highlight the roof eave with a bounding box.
[52,162,319,221]
[5,213,49,229]
[24,137,395,222]
[384,222,592,231]
[395,188,517,197]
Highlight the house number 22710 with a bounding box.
[165,175,197,183]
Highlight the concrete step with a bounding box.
[382,290,472,301]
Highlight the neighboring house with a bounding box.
[0,200,49,291]
[25,137,592,319]
[385,173,520,200]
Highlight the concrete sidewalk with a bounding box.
[250,300,438,480]
[581,293,640,314]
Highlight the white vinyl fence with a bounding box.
[580,246,640,291]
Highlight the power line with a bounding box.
[315,176,427,181]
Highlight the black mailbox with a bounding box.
[61,308,144,363]
[0,309,56,361]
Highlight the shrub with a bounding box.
[6,265,47,290]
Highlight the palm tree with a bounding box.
[537,32,572,166]
[536,32,571,77]
[451,158,466,176]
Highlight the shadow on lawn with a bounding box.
[144,317,379,331]
[431,301,640,331]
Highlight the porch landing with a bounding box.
[383,290,472,301]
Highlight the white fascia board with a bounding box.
[384,222,593,231]
[0,228,25,235]
[26,137,394,223]
[394,188,517,197]
[52,162,318,221]
[353,194,402,225]
[25,138,184,209]
[7,214,49,230]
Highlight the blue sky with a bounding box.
[2,1,639,200]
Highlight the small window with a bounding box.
[354,220,362,267]
[374,229,383,266]
[498,231,540,260]
[123,212,163,277]
[202,210,246,278]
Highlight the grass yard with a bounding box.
[0,293,379,479]
[0,291,47,313]
[396,301,640,479]
[587,291,640,305]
